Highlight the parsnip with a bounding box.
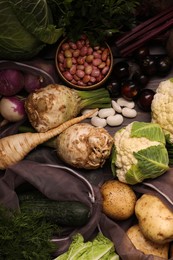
[0,109,97,170]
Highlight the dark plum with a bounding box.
[106,78,121,97]
[140,55,157,77]
[132,71,149,88]
[120,80,139,100]
[137,88,155,112]
[155,55,172,77]
[112,61,130,81]
[135,46,150,61]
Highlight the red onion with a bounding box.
[0,96,26,122]
[0,69,24,96]
[24,73,44,93]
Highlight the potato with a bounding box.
[126,224,169,259]
[100,179,137,220]
[135,194,173,244]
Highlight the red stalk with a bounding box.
[115,6,173,57]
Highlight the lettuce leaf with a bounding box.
[54,233,119,260]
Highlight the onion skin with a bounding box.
[0,69,24,96]
[56,123,113,169]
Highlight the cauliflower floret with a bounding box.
[114,123,164,183]
[151,79,173,141]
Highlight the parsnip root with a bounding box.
[0,109,97,170]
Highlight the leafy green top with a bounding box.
[48,0,140,44]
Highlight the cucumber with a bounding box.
[18,190,91,227]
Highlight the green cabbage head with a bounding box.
[111,121,169,185]
[0,0,63,60]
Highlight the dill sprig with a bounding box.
[0,205,57,260]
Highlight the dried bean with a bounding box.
[70,65,77,75]
[122,107,137,118]
[111,100,122,113]
[93,51,101,59]
[69,42,77,50]
[76,40,83,49]
[86,55,94,63]
[80,46,88,56]
[107,114,124,126]
[57,53,64,63]
[93,58,102,66]
[91,68,100,77]
[64,49,72,58]
[83,75,91,83]
[85,65,92,75]
[73,49,80,57]
[102,66,109,75]
[87,47,93,55]
[91,116,107,128]
[76,69,85,78]
[98,62,106,69]
[102,48,108,61]
[61,42,70,50]
[77,56,86,65]
[98,108,115,118]
[117,97,135,109]
[66,57,72,68]
[77,65,85,70]
[63,71,73,81]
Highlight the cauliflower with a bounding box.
[111,121,169,184]
[151,78,173,142]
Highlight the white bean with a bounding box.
[111,100,122,113]
[98,108,115,118]
[91,116,107,127]
[122,107,137,118]
[117,97,135,109]
[81,108,98,118]
[107,114,124,126]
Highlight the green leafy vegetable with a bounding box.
[48,0,140,44]
[0,0,63,60]
[0,205,57,260]
[54,232,119,260]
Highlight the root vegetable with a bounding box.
[100,180,137,220]
[0,96,26,122]
[126,224,169,259]
[0,109,97,170]
[56,123,113,169]
[135,194,173,244]
[25,84,111,132]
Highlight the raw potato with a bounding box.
[135,194,173,244]
[100,180,137,220]
[126,224,169,259]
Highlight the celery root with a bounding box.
[0,109,97,170]
[25,84,111,132]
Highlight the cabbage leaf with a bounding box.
[0,0,63,59]
[126,145,169,184]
